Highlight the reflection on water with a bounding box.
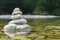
[0,15,59,19]
[0,18,60,40]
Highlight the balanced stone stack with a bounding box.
[4,8,31,39]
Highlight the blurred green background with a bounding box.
[0,0,60,40]
[0,0,60,15]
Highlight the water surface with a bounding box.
[0,18,60,40]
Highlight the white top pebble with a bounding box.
[12,8,22,15]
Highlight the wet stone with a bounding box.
[34,39,45,40]
[37,36,45,39]
[46,38,60,40]
[52,30,60,32]
[0,32,3,35]
[4,36,9,38]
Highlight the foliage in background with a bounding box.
[0,0,37,14]
[34,0,60,15]
[0,0,60,15]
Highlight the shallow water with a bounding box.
[0,18,60,40]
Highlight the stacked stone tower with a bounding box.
[4,8,31,39]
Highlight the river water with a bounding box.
[0,15,59,19]
[0,15,60,40]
